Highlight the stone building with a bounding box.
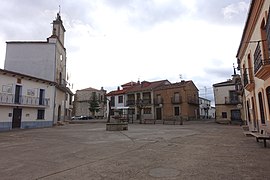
[125,80,170,122]
[154,80,199,121]
[73,87,106,118]
[106,80,200,122]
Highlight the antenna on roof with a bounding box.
[233,63,236,75]
[179,74,183,80]
[58,5,61,15]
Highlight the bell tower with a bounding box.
[49,12,67,86]
[52,13,65,46]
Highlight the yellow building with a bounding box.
[236,0,270,132]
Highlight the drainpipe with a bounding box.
[53,86,56,125]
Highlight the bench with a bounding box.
[143,119,156,124]
[163,117,183,125]
[250,131,270,148]
[163,118,177,125]
[242,125,254,137]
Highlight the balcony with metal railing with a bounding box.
[243,70,254,92]
[126,100,135,106]
[253,42,270,80]
[254,58,270,80]
[0,93,50,107]
[137,99,151,106]
[224,96,242,105]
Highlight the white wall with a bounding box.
[0,72,54,124]
[0,107,13,122]
[4,42,56,82]
[214,85,235,104]
[199,98,211,118]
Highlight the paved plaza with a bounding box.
[0,120,270,180]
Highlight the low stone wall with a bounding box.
[106,122,128,131]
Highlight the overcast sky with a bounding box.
[0,0,250,102]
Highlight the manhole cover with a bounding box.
[149,167,180,178]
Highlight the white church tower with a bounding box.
[4,13,73,123]
[4,13,67,86]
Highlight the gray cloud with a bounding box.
[204,67,234,79]
[101,0,250,29]
[0,0,98,40]
[0,0,250,40]
[0,0,56,40]
[195,0,250,24]
[129,1,187,28]
[103,0,188,29]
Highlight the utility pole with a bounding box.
[204,86,207,98]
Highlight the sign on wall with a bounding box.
[2,84,13,93]
[27,89,36,96]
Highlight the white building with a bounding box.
[208,106,216,119]
[5,14,66,84]
[2,13,73,128]
[213,73,244,124]
[106,83,136,119]
[0,69,55,130]
[199,97,211,119]
[4,13,73,123]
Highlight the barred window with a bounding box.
[37,109,45,119]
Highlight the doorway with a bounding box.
[12,108,22,128]
[39,89,45,105]
[156,107,162,120]
[15,85,22,104]
[231,109,241,122]
[58,105,61,121]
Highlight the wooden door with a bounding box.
[12,108,22,128]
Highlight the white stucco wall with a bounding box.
[0,72,54,129]
[0,107,13,122]
[4,42,56,82]
[213,85,235,105]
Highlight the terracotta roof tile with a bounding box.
[126,80,170,93]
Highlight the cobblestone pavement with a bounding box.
[0,120,270,180]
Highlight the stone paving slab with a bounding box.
[0,120,270,180]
